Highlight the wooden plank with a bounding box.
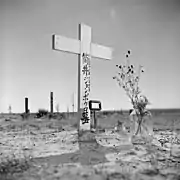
[79,24,91,54]
[79,24,92,131]
[52,34,80,54]
[91,43,113,60]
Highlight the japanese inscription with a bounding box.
[81,53,91,124]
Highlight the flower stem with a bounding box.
[135,115,143,135]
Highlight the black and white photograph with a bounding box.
[0,0,180,179]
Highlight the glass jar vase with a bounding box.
[129,109,153,145]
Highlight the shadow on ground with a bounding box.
[32,131,133,166]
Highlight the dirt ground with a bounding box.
[0,111,180,180]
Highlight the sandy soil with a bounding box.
[0,113,180,180]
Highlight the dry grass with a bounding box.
[0,110,180,180]
[0,148,33,180]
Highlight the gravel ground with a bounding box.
[0,126,180,180]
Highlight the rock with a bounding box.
[171,145,180,158]
[152,138,162,147]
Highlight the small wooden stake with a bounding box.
[50,92,53,113]
[25,97,29,114]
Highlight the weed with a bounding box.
[20,113,29,120]
[0,150,33,179]
[35,109,48,118]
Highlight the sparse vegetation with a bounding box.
[36,109,48,118]
[0,107,179,180]
[20,113,29,120]
[113,50,159,170]
[113,50,151,135]
[0,149,33,180]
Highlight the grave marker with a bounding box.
[25,97,29,114]
[52,23,113,131]
[89,100,102,130]
[50,92,53,113]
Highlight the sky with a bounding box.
[0,0,180,113]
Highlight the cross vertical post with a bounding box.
[78,24,91,131]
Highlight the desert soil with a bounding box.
[0,114,180,180]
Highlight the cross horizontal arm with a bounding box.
[53,35,80,54]
[52,34,113,60]
[91,43,113,60]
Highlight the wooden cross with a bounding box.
[52,23,113,132]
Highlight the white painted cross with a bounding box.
[52,23,113,132]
